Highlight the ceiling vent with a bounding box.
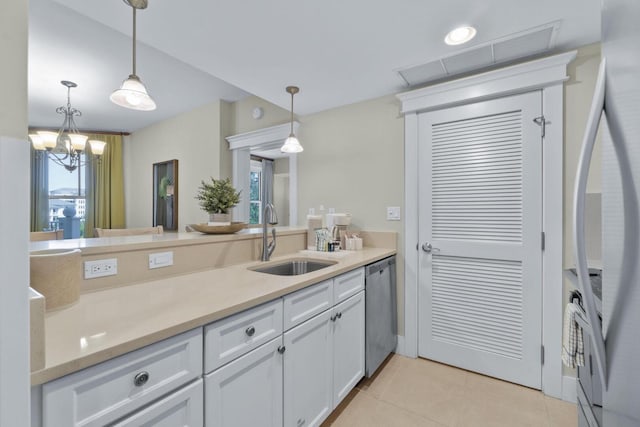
[397,21,560,87]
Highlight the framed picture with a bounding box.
[152,159,178,231]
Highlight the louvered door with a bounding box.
[418,91,543,389]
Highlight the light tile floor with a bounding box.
[323,354,577,427]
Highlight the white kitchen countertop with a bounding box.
[31,247,396,385]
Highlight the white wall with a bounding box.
[125,101,224,230]
[0,0,30,423]
[231,95,291,134]
[296,95,406,332]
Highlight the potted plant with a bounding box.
[196,177,241,224]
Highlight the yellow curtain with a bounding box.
[85,134,125,236]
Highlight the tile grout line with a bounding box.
[356,387,451,427]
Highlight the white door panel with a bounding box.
[418,91,543,389]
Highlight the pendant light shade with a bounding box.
[110,74,156,111]
[111,2,156,111]
[281,135,303,153]
[281,86,303,153]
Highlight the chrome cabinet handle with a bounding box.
[421,243,440,253]
[277,345,286,354]
[297,418,305,426]
[245,326,256,337]
[337,312,342,319]
[330,314,338,322]
[133,371,150,387]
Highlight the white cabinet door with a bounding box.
[205,337,283,427]
[283,310,333,427]
[332,291,365,408]
[112,379,203,427]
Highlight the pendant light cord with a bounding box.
[132,7,137,76]
[290,91,294,136]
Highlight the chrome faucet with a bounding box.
[262,203,278,261]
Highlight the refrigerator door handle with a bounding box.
[573,58,607,387]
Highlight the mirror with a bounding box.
[152,159,178,230]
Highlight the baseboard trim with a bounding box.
[561,375,577,403]
[395,335,413,357]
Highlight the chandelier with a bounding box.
[29,80,105,172]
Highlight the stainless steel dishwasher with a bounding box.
[365,256,397,377]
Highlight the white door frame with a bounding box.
[226,122,299,225]
[396,51,576,399]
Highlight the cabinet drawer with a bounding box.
[333,267,364,304]
[283,279,333,330]
[112,379,203,427]
[42,328,202,427]
[205,299,283,373]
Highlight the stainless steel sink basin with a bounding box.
[250,259,337,276]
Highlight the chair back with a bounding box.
[30,230,64,241]
[94,226,164,238]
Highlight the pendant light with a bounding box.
[110,0,156,111]
[280,86,303,153]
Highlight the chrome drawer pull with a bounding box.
[245,326,256,337]
[277,345,286,354]
[133,371,150,387]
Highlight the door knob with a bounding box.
[422,243,440,253]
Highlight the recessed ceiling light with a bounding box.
[445,26,477,45]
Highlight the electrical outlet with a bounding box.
[149,251,173,269]
[84,259,118,279]
[386,206,401,221]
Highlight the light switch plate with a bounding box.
[84,259,118,279]
[386,206,401,221]
[149,251,173,269]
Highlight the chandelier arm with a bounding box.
[47,151,74,169]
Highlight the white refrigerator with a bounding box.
[574,0,640,425]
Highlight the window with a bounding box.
[249,160,262,224]
[48,155,86,237]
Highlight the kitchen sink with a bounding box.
[250,259,337,276]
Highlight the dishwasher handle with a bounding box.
[366,256,395,275]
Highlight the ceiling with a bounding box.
[29,0,601,133]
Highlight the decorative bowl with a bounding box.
[186,222,246,234]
